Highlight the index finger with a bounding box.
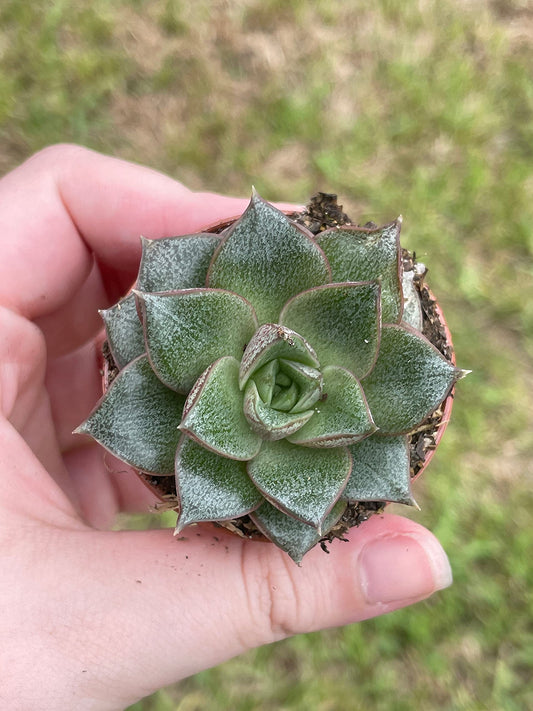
[0,144,257,321]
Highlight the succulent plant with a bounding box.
[78,192,465,562]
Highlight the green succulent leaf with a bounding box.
[252,359,279,403]
[344,434,414,505]
[175,435,264,532]
[277,359,323,412]
[243,380,314,440]
[137,234,221,292]
[316,220,402,323]
[401,269,423,330]
[362,324,459,434]
[180,356,262,461]
[100,293,145,369]
[239,323,319,390]
[136,289,257,393]
[207,191,331,324]
[280,282,381,379]
[288,365,376,447]
[76,355,185,475]
[270,379,299,411]
[250,499,347,563]
[247,439,352,531]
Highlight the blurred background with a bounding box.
[1,1,532,709]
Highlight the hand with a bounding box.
[0,145,452,710]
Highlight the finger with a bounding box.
[0,416,79,526]
[35,259,111,358]
[45,337,104,452]
[62,445,160,528]
[0,144,253,325]
[3,513,451,709]
[47,339,179,522]
[0,306,83,511]
[0,308,155,525]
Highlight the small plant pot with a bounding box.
[87,192,464,562]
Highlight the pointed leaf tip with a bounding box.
[250,499,346,563]
[247,440,352,529]
[345,434,413,505]
[316,220,403,323]
[280,282,381,378]
[287,365,375,447]
[208,197,330,324]
[137,232,221,293]
[180,356,262,461]
[175,436,263,530]
[362,324,459,434]
[138,289,257,393]
[78,355,185,475]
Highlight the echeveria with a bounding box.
[79,192,464,562]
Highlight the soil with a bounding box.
[103,192,456,546]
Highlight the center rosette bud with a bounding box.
[240,324,324,441]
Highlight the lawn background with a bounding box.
[1,1,532,709]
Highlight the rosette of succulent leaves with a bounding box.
[78,192,465,562]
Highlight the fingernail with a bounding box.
[359,533,452,605]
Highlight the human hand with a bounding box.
[0,145,453,710]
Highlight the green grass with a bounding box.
[2,1,532,709]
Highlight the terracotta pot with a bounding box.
[411,296,455,482]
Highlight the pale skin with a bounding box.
[0,145,453,710]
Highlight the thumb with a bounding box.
[3,513,451,710]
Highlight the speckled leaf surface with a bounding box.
[100,293,145,369]
[207,192,331,324]
[280,282,381,379]
[243,380,314,440]
[239,323,319,390]
[180,356,262,461]
[250,499,347,563]
[316,220,402,323]
[175,435,263,531]
[288,365,376,447]
[76,355,185,475]
[136,289,257,393]
[344,434,414,504]
[362,324,459,433]
[247,439,352,531]
[137,234,220,292]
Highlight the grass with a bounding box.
[1,0,532,709]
